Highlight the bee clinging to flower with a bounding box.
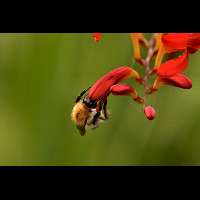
[71,87,107,136]
[71,66,144,136]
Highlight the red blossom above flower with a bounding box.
[93,33,101,42]
[155,33,200,67]
[162,33,200,53]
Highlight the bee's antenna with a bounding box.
[75,86,91,103]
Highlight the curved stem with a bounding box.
[154,43,165,67]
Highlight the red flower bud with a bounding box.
[144,106,156,120]
[93,33,101,42]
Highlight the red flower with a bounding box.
[155,33,200,67]
[88,66,143,104]
[93,33,101,42]
[153,50,192,90]
[162,33,200,53]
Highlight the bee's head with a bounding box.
[83,98,97,108]
[71,102,90,136]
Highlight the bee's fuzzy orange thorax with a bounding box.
[71,102,89,123]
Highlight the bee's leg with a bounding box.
[86,109,94,126]
[92,102,102,125]
[92,112,101,125]
[103,99,109,119]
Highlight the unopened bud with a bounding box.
[144,106,156,120]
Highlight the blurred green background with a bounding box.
[0,33,200,166]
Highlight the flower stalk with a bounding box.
[142,33,157,107]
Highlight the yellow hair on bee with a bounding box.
[71,102,90,136]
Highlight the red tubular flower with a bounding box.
[88,66,143,103]
[153,50,192,90]
[93,33,101,42]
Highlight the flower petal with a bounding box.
[153,74,192,89]
[162,33,189,51]
[88,66,141,101]
[130,33,148,66]
[187,47,198,54]
[186,33,200,49]
[156,50,188,77]
[162,33,200,52]
[154,43,166,67]
[154,33,163,54]
[110,84,144,104]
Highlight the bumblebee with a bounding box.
[71,66,143,135]
[71,87,109,136]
